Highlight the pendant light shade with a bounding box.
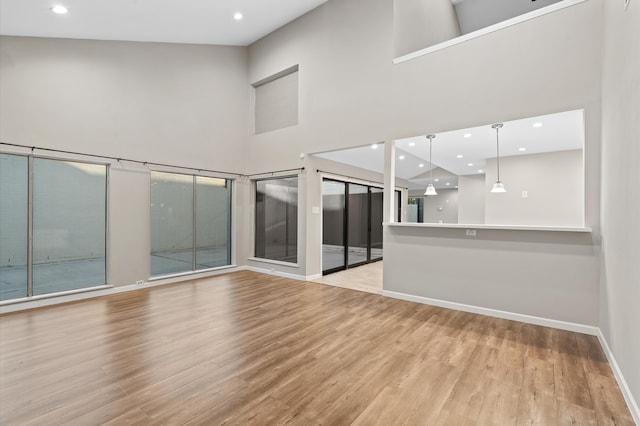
[490,123,506,193]
[491,181,506,193]
[424,134,437,196]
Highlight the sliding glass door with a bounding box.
[347,184,369,267]
[321,180,345,272]
[0,153,107,301]
[322,179,385,275]
[370,187,384,261]
[150,171,232,277]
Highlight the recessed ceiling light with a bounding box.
[399,155,405,160]
[518,147,527,152]
[51,5,68,14]
[409,142,415,147]
[467,163,473,167]
[456,154,463,159]
[371,144,378,150]
[418,163,424,168]
[434,178,440,182]
[446,182,451,186]
[464,133,472,138]
[533,122,543,128]
[477,169,483,173]
[234,12,243,20]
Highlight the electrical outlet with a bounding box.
[136,280,144,285]
[522,190,528,198]
[466,229,477,236]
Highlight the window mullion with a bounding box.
[26,155,34,297]
[192,175,197,271]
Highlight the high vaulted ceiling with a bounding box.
[0,0,328,46]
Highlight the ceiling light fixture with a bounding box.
[456,154,463,159]
[533,122,543,128]
[51,5,68,14]
[371,144,378,150]
[424,134,437,196]
[490,123,506,193]
[399,155,405,160]
[467,163,473,167]
[477,169,483,173]
[234,12,243,20]
[434,178,440,182]
[419,163,424,168]
[409,142,415,147]
[464,133,472,138]
[446,182,451,186]
[518,147,527,152]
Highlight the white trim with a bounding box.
[241,265,306,281]
[320,172,384,189]
[0,266,241,314]
[385,222,592,233]
[306,273,323,281]
[597,330,640,425]
[393,0,588,64]
[381,290,599,335]
[247,257,299,267]
[148,264,236,281]
[0,284,111,307]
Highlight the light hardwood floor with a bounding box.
[0,271,634,425]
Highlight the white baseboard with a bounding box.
[381,290,599,336]
[0,266,240,314]
[305,273,323,281]
[597,330,640,425]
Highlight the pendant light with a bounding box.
[490,123,506,193]
[424,134,437,196]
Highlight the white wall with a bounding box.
[409,189,459,224]
[485,150,584,226]
[108,167,150,286]
[458,174,485,223]
[384,226,599,325]
[599,0,640,416]
[247,0,603,313]
[0,36,249,286]
[0,36,249,170]
[393,0,461,57]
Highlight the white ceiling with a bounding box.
[313,109,585,190]
[0,0,328,46]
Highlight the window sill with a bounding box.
[384,223,592,233]
[248,257,299,268]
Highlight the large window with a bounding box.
[150,172,231,277]
[254,177,298,263]
[0,154,107,301]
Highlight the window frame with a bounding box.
[149,170,234,280]
[252,175,300,265]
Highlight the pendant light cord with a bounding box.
[495,126,500,182]
[429,138,433,184]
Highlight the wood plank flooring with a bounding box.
[0,271,634,425]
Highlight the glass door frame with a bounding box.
[321,178,385,276]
